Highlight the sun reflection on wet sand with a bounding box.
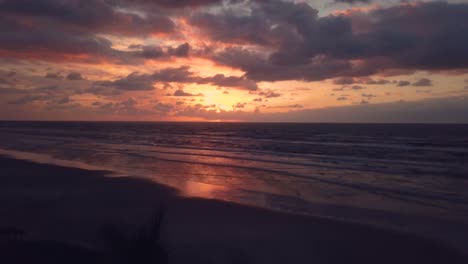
[181,181,227,199]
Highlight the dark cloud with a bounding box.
[173,90,203,97]
[268,104,304,109]
[151,66,195,83]
[94,72,155,91]
[213,47,352,82]
[0,0,175,36]
[1,0,467,82]
[362,93,376,99]
[365,79,391,85]
[397,80,411,87]
[0,15,131,63]
[233,102,247,109]
[115,0,223,9]
[351,85,365,90]
[45,73,62,79]
[333,0,371,4]
[201,1,468,82]
[0,0,179,64]
[154,102,174,115]
[9,94,49,105]
[92,66,258,94]
[0,87,26,94]
[138,46,166,59]
[189,10,280,46]
[67,72,84,81]
[5,71,16,77]
[0,77,13,86]
[412,78,433,87]
[132,43,192,59]
[334,77,391,85]
[258,90,281,98]
[53,97,71,105]
[91,98,158,116]
[168,43,191,57]
[176,96,468,123]
[198,74,258,91]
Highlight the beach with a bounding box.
[2,0,468,262]
[1,156,466,264]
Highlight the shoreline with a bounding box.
[0,155,466,263]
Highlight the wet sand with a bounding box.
[0,156,466,264]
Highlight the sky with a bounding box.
[0,0,468,122]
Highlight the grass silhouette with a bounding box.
[102,207,169,264]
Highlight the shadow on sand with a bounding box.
[0,156,466,264]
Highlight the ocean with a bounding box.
[1,121,467,238]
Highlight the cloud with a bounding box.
[233,102,247,109]
[132,43,192,59]
[154,102,174,115]
[2,0,468,81]
[201,1,468,82]
[0,87,26,95]
[67,72,84,81]
[334,77,391,85]
[177,96,468,123]
[351,85,365,90]
[0,0,175,36]
[0,15,131,63]
[397,80,410,87]
[115,0,224,9]
[94,72,155,91]
[333,0,371,4]
[9,94,49,105]
[0,78,12,86]
[0,0,179,64]
[362,93,376,99]
[137,45,166,59]
[268,104,304,109]
[5,71,16,77]
[92,66,258,94]
[45,73,62,79]
[173,90,203,97]
[364,79,391,85]
[212,48,353,82]
[168,43,191,57]
[258,90,281,98]
[198,74,258,91]
[412,78,433,87]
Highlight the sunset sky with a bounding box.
[1,0,468,122]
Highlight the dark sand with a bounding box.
[0,156,466,264]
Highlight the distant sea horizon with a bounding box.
[2,120,468,124]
